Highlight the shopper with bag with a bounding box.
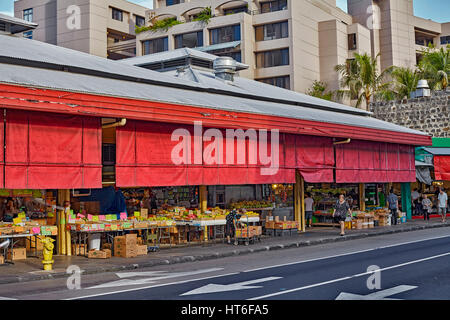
[333,194,351,236]
[387,189,399,225]
[422,194,432,221]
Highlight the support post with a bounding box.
[359,184,366,212]
[57,190,66,255]
[401,183,412,220]
[199,186,208,241]
[295,171,305,232]
[65,189,72,256]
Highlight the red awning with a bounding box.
[335,140,416,183]
[434,156,450,181]
[4,110,102,189]
[115,120,336,187]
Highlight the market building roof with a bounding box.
[121,47,249,71]
[0,35,431,146]
[0,12,37,34]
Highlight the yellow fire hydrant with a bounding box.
[41,237,55,271]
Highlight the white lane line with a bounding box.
[243,234,450,273]
[248,251,450,300]
[0,297,16,300]
[65,272,239,300]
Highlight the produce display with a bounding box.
[229,200,273,210]
[0,215,57,236]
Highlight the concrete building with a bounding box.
[137,0,449,98]
[14,0,149,59]
[0,12,37,37]
[348,0,450,72]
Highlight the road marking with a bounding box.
[0,297,16,300]
[87,268,224,289]
[248,251,450,300]
[65,272,239,300]
[244,234,450,273]
[335,285,417,300]
[180,277,282,296]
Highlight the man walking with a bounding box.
[387,188,399,225]
[411,188,420,215]
[304,193,314,228]
[438,188,448,223]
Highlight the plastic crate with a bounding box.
[275,229,291,237]
[265,228,275,236]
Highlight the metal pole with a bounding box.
[65,189,72,256]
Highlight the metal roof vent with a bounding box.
[213,56,237,82]
[411,79,431,98]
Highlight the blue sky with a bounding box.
[1,0,448,23]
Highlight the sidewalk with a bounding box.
[1,218,449,285]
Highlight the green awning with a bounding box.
[432,138,450,148]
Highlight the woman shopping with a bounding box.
[333,194,352,236]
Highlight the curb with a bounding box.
[2,222,449,285]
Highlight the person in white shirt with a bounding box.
[304,193,314,228]
[438,188,448,223]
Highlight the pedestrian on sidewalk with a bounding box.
[422,194,432,221]
[438,188,448,223]
[226,209,238,244]
[333,194,351,236]
[304,193,314,228]
[411,188,420,215]
[387,189,399,225]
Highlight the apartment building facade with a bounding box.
[137,0,449,100]
[136,0,373,95]
[14,0,149,59]
[348,0,450,72]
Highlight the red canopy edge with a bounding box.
[0,84,431,146]
[434,156,450,181]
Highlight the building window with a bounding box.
[256,48,289,68]
[23,31,33,39]
[135,15,145,27]
[166,0,183,6]
[255,21,288,41]
[210,25,241,45]
[257,76,290,89]
[224,5,248,15]
[260,0,287,14]
[175,31,203,49]
[112,8,123,21]
[348,33,357,50]
[441,36,450,45]
[23,8,33,22]
[142,37,169,55]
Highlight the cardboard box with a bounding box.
[140,208,148,220]
[7,248,27,261]
[0,255,4,264]
[26,235,45,251]
[88,249,111,259]
[102,243,112,250]
[265,221,275,229]
[136,245,148,256]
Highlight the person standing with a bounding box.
[438,188,448,223]
[421,194,432,221]
[333,194,351,236]
[304,193,314,228]
[411,188,420,215]
[226,209,238,244]
[387,189,399,225]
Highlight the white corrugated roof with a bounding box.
[0,35,430,138]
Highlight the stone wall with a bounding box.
[370,90,450,137]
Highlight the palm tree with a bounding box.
[419,46,450,90]
[335,53,392,108]
[391,67,420,100]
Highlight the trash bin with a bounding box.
[88,233,101,251]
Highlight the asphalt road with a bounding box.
[2,227,450,300]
